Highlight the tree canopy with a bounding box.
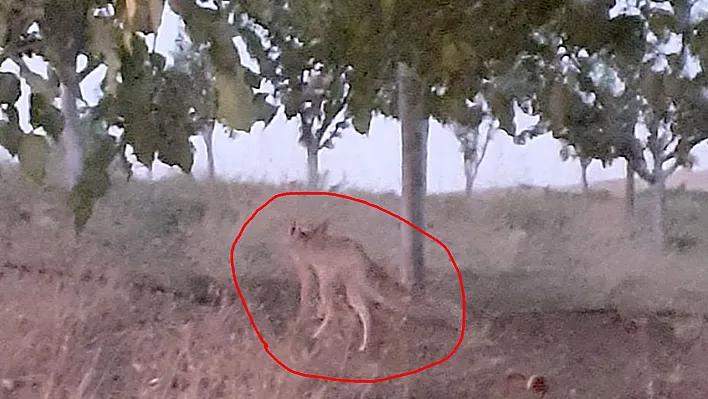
[3,0,708,236]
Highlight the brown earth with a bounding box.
[1,165,708,398]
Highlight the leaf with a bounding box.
[30,93,64,140]
[115,36,160,167]
[641,71,665,111]
[66,116,122,233]
[151,68,201,173]
[351,109,372,135]
[214,65,269,132]
[17,65,60,99]
[123,114,158,168]
[214,68,253,131]
[87,13,121,95]
[283,89,302,119]
[694,19,708,67]
[459,102,483,128]
[0,107,22,156]
[243,68,262,89]
[648,9,676,35]
[156,138,194,174]
[607,15,645,64]
[0,72,20,105]
[252,92,278,126]
[18,134,49,184]
[486,88,515,135]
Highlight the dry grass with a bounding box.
[2,164,708,398]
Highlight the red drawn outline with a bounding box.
[230,191,467,383]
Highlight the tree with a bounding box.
[520,1,708,248]
[0,0,278,231]
[228,3,358,189]
[455,122,492,195]
[292,70,351,189]
[247,0,610,291]
[397,62,429,291]
[559,141,592,195]
[0,0,117,232]
[167,0,278,133]
[447,96,492,195]
[171,33,217,179]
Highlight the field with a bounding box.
[2,165,708,398]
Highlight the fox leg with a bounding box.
[295,265,315,321]
[346,286,373,352]
[312,277,336,339]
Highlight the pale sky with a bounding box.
[2,1,708,194]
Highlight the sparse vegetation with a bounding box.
[4,0,708,396]
[2,167,708,397]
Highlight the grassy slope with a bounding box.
[2,165,708,397]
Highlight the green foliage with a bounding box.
[42,0,93,77]
[230,1,360,158]
[0,106,22,157]
[169,0,278,133]
[260,0,628,139]
[236,0,374,137]
[18,134,48,184]
[30,93,64,140]
[152,68,197,172]
[0,72,22,157]
[515,1,708,183]
[213,65,275,133]
[108,36,199,173]
[0,72,20,105]
[69,115,119,233]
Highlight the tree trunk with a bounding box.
[298,102,321,190]
[397,62,429,294]
[454,122,490,196]
[203,122,216,179]
[463,155,477,196]
[625,160,635,219]
[306,140,319,190]
[648,163,667,250]
[462,123,480,196]
[580,156,590,196]
[58,81,83,189]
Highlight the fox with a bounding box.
[287,219,411,352]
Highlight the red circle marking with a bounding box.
[230,191,466,383]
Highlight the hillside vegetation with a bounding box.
[2,167,708,398]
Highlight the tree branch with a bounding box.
[476,126,492,168]
[316,97,348,150]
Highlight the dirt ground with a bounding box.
[1,166,708,398]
